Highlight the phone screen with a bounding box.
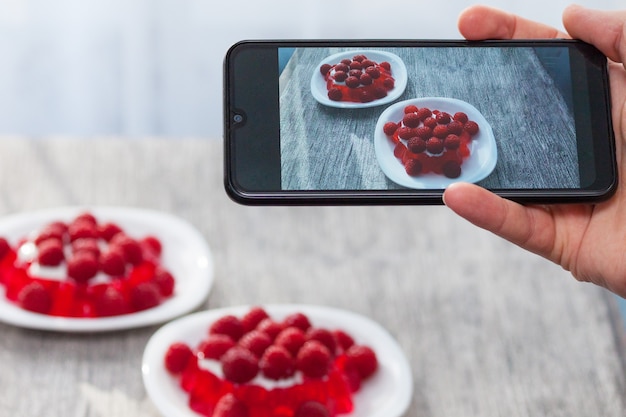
[225,41,616,204]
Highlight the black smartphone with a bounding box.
[224,40,616,205]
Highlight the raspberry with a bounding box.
[359,90,374,103]
[109,234,143,266]
[74,212,97,225]
[67,251,99,283]
[397,126,413,140]
[444,134,461,150]
[275,327,307,357]
[403,104,419,114]
[360,58,375,67]
[241,306,270,333]
[213,393,250,417]
[383,122,399,136]
[333,330,355,352]
[414,126,432,139]
[295,401,330,417]
[319,63,332,76]
[332,71,347,82]
[426,137,444,154]
[345,76,360,88]
[405,159,423,176]
[335,63,349,73]
[221,346,259,384]
[436,112,451,124]
[393,142,407,159]
[327,88,342,101]
[34,223,66,245]
[94,286,128,316]
[98,222,123,242]
[18,281,53,314]
[198,334,236,360]
[260,345,296,380]
[140,235,162,257]
[447,121,464,135]
[256,318,284,340]
[238,330,272,358]
[68,220,99,242]
[464,121,480,135]
[365,66,380,79]
[433,125,449,139]
[37,238,64,266]
[164,342,194,374]
[345,345,378,379]
[0,237,9,260]
[129,282,161,311]
[283,312,312,332]
[416,107,432,120]
[402,113,420,128]
[383,78,395,89]
[443,160,462,178]
[453,111,469,124]
[407,137,427,154]
[373,87,388,99]
[352,54,366,62]
[71,238,100,258]
[423,117,437,129]
[296,340,332,379]
[379,61,391,71]
[306,328,337,356]
[349,60,362,70]
[359,73,372,86]
[99,248,126,276]
[153,266,175,297]
[210,315,245,341]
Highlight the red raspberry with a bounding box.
[283,312,312,332]
[365,66,380,79]
[68,219,99,242]
[140,235,162,257]
[345,76,360,88]
[335,63,349,73]
[404,104,419,114]
[296,340,332,379]
[397,126,414,140]
[238,330,272,358]
[241,306,270,333]
[405,159,423,176]
[436,112,451,124]
[110,234,143,266]
[359,90,374,103]
[379,61,391,71]
[407,137,427,154]
[464,121,480,135]
[71,238,100,258]
[426,137,444,154]
[94,286,129,317]
[0,237,10,260]
[306,328,337,356]
[349,60,362,70]
[352,54,366,62]
[333,330,355,352]
[447,121,464,135]
[260,345,296,380]
[373,87,388,99]
[402,112,421,128]
[433,125,449,139]
[67,251,99,283]
[359,73,373,86]
[345,345,378,379]
[383,122,399,136]
[221,346,259,384]
[213,393,249,417]
[18,281,52,314]
[34,223,66,245]
[327,88,342,102]
[416,107,432,120]
[414,126,432,139]
[360,59,375,67]
[198,334,236,360]
[444,134,461,150]
[210,314,245,341]
[98,222,123,242]
[74,212,97,225]
[99,248,126,277]
[37,238,64,266]
[423,117,437,129]
[164,342,194,374]
[275,327,307,357]
[295,401,330,417]
[383,78,395,89]
[319,63,332,76]
[443,160,462,178]
[332,70,347,82]
[393,142,407,159]
[256,318,284,341]
[129,282,161,311]
[153,266,175,297]
[453,111,469,124]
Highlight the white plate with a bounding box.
[142,304,413,417]
[375,97,498,189]
[310,50,408,108]
[0,206,213,332]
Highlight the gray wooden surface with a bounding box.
[280,47,578,190]
[0,137,624,417]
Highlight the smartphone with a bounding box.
[224,40,616,205]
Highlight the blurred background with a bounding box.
[0,0,621,139]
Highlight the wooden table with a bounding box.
[0,137,624,417]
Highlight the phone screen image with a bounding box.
[225,41,615,204]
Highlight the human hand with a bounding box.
[444,5,626,296]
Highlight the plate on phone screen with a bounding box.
[310,50,408,108]
[375,97,497,189]
[0,206,213,332]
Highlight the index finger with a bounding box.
[458,5,569,40]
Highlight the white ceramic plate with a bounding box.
[310,50,408,108]
[0,206,213,332]
[375,97,498,189]
[142,304,413,417]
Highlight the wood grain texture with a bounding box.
[0,137,623,417]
